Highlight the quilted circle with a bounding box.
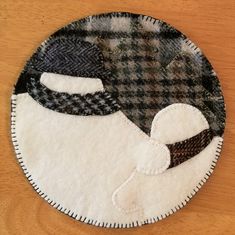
[11,12,225,228]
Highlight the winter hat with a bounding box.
[11,12,225,228]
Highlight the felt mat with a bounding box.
[11,12,226,228]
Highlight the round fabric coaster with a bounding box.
[11,12,226,228]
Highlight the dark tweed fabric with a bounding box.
[167,128,214,168]
[26,75,120,116]
[27,37,109,79]
[15,12,226,137]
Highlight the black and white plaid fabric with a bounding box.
[26,75,120,116]
[15,12,225,137]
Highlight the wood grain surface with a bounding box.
[0,0,235,234]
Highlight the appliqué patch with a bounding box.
[11,12,226,228]
[26,74,120,116]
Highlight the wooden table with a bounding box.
[1,0,235,234]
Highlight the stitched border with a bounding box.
[11,12,225,228]
[11,92,223,228]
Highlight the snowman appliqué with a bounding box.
[12,38,223,226]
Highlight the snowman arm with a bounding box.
[119,112,171,175]
[134,139,171,175]
[134,128,213,175]
[149,103,213,169]
[150,103,209,144]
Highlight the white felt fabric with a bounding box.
[151,103,209,144]
[135,141,170,175]
[13,93,222,225]
[40,72,104,94]
[112,136,221,215]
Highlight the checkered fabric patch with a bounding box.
[26,75,120,116]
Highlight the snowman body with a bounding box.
[12,73,222,225]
